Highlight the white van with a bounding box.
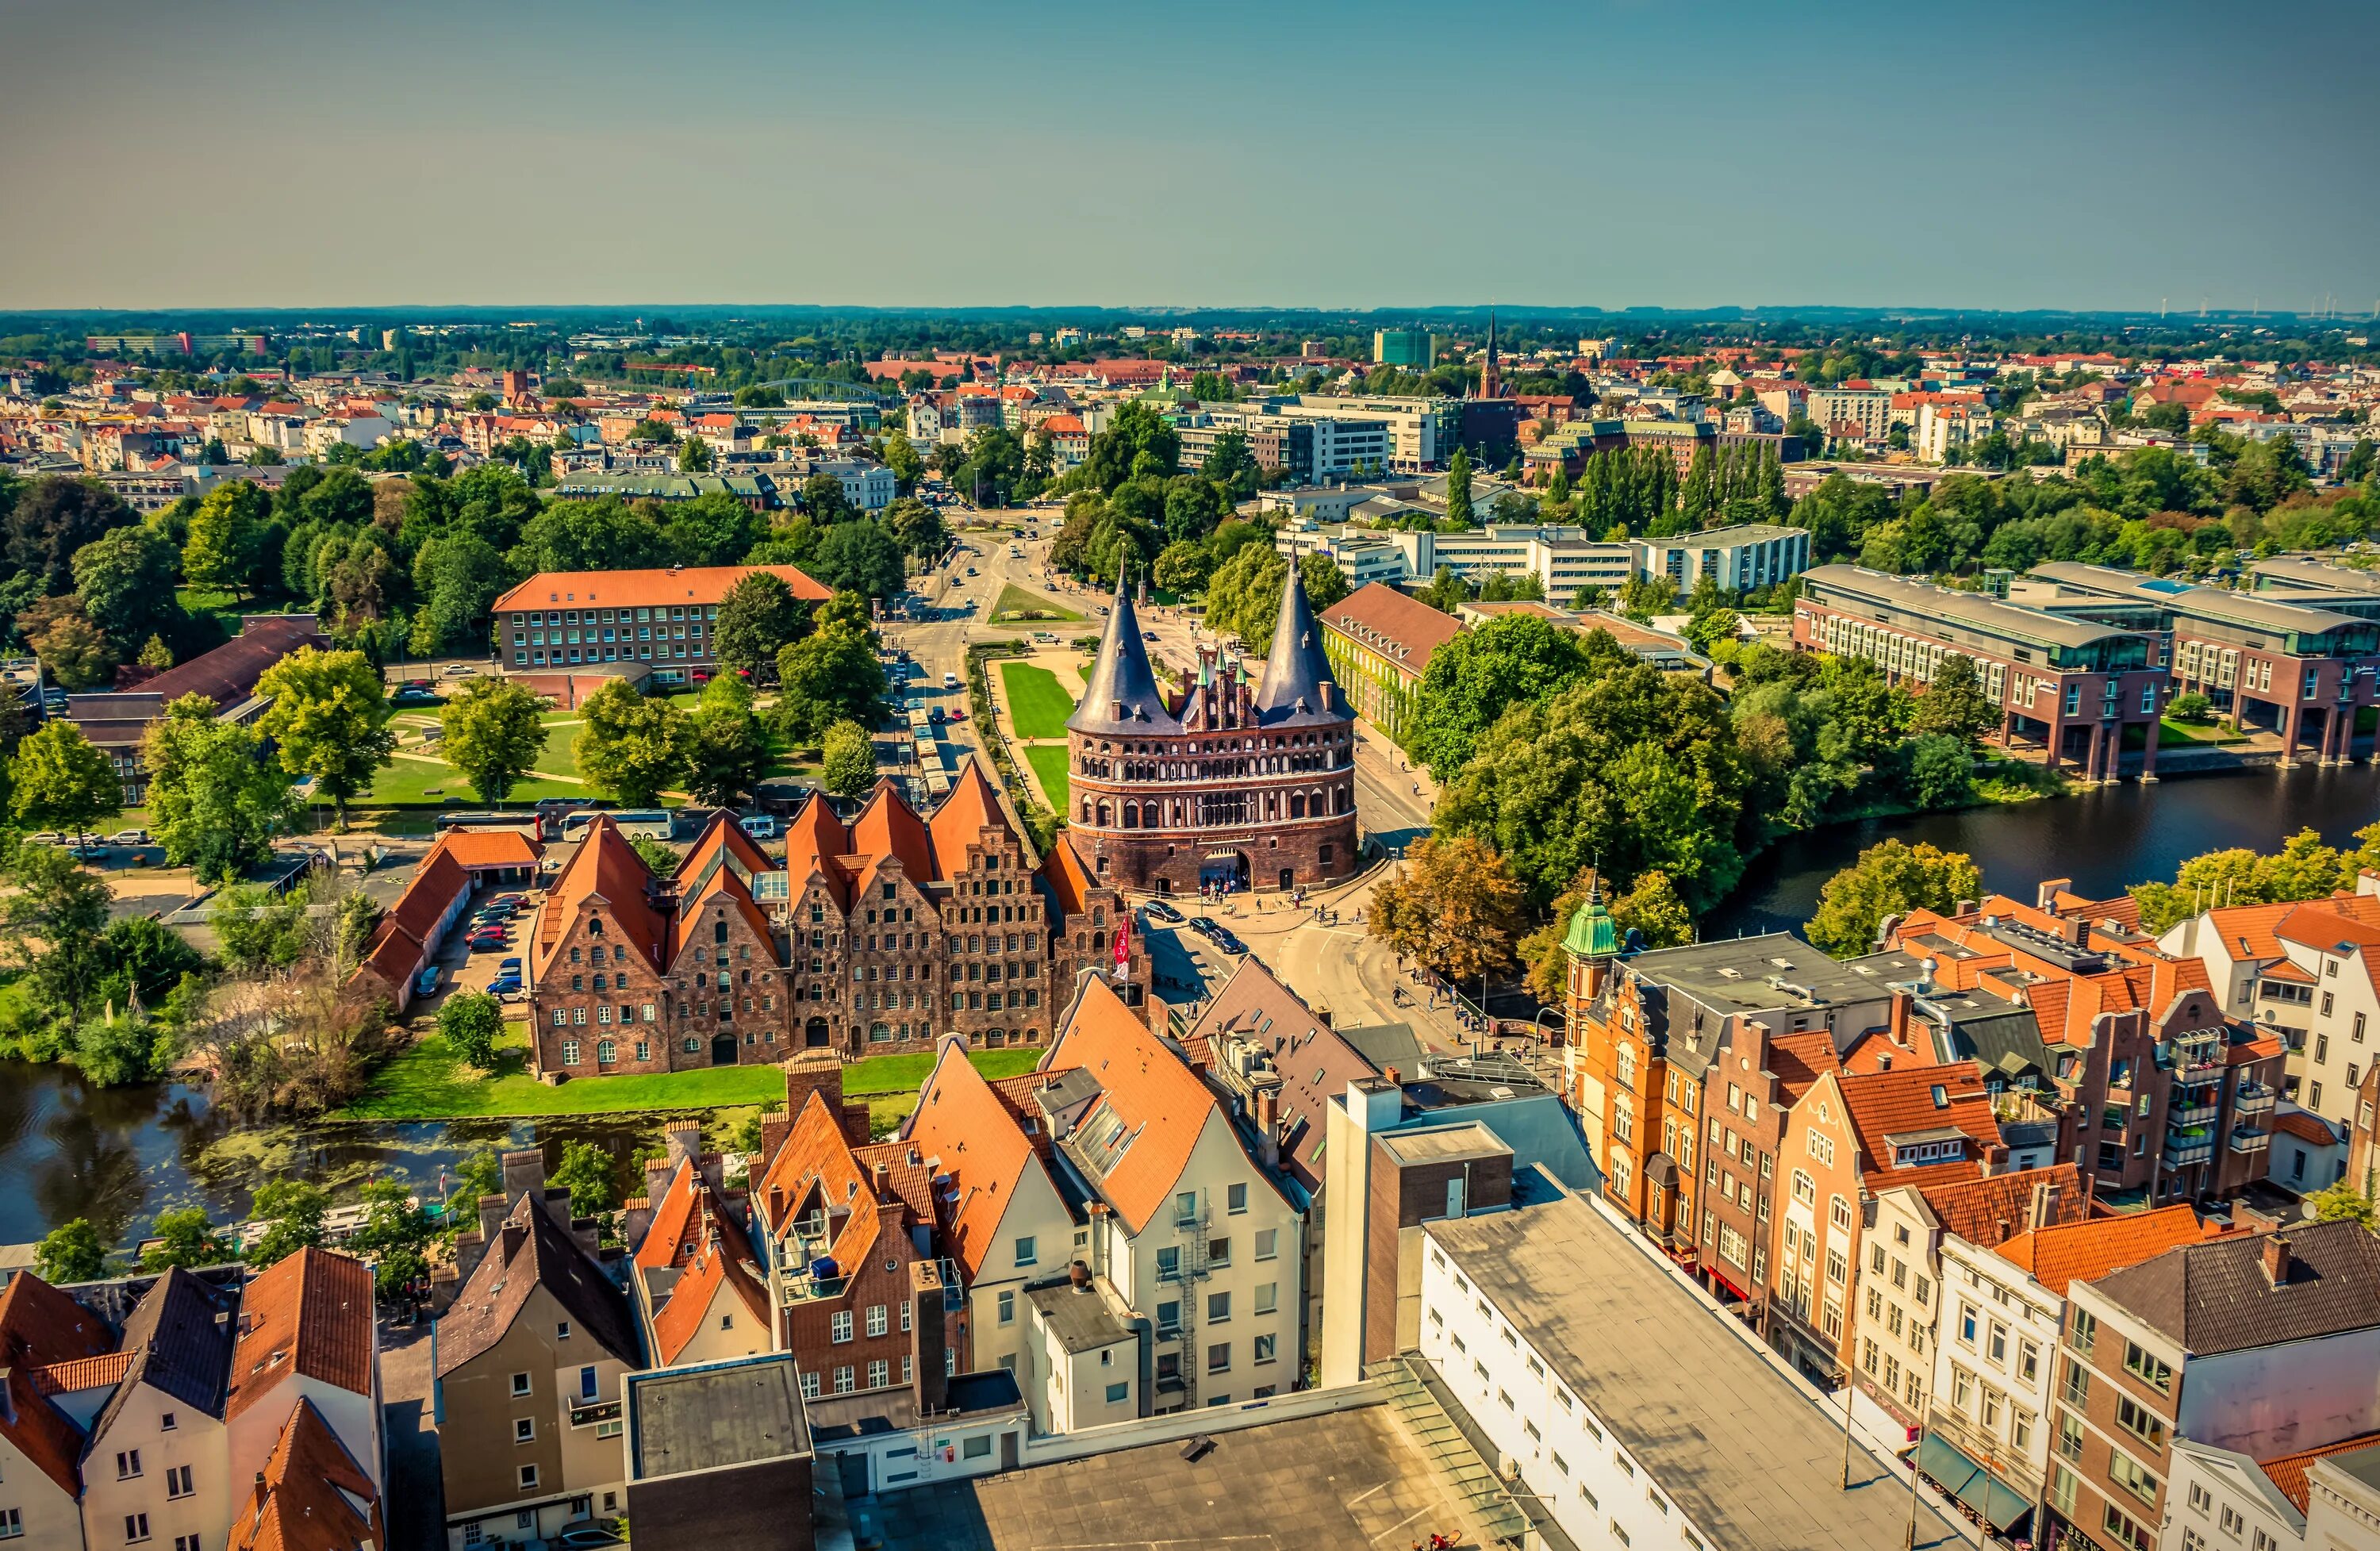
[739,814,778,841]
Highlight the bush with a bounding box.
[2169,691,2213,724]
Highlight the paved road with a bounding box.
[380,1319,446,1551]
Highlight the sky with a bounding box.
[4,0,2377,316]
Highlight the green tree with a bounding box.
[662,490,763,567]
[1153,539,1214,596]
[255,647,397,824]
[2128,823,2380,932]
[440,677,547,804]
[2307,1179,2376,1229]
[1903,733,1977,808]
[1079,401,1180,493]
[440,991,503,1069]
[2,842,113,1020]
[1910,653,1999,747]
[27,608,117,691]
[880,428,924,493]
[34,1219,107,1284]
[349,1177,432,1302]
[247,1179,332,1267]
[451,1148,505,1213]
[144,694,299,882]
[509,497,672,575]
[74,1011,160,1086]
[1409,615,1603,780]
[676,436,715,473]
[71,524,183,650]
[1368,835,1529,985]
[882,495,948,561]
[1445,447,1474,526]
[575,678,693,806]
[406,533,510,656]
[551,1140,621,1215]
[140,1207,232,1271]
[1806,840,1982,957]
[1200,431,1262,501]
[820,720,877,797]
[685,672,770,807]
[774,619,887,745]
[10,720,122,842]
[713,570,813,680]
[810,520,904,601]
[1610,870,1693,950]
[182,480,271,601]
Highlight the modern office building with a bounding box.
[1372,329,1437,368]
[2017,562,2380,766]
[1794,566,2164,781]
[1637,522,1811,599]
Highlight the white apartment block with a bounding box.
[1806,388,1895,443]
[1417,1189,1961,1551]
[1637,524,1812,599]
[1917,401,1995,463]
[1272,394,1459,473]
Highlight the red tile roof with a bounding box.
[2271,1109,2343,1146]
[1319,583,1464,683]
[1993,1203,2215,1295]
[29,1349,133,1396]
[492,563,831,614]
[1041,977,1234,1234]
[0,1272,112,1496]
[532,816,667,982]
[225,1246,376,1422]
[2259,1430,2380,1513]
[431,828,541,871]
[1836,1065,2004,1187]
[227,1396,385,1551]
[1917,1164,2086,1248]
[902,1039,1053,1280]
[637,1159,770,1365]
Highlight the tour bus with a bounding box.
[561,808,674,843]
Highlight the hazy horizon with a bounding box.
[6,0,2375,315]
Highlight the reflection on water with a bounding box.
[0,1063,678,1252]
[1710,763,2380,939]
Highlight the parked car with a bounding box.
[1188,915,1223,939]
[498,958,523,974]
[67,843,111,862]
[22,831,63,847]
[109,828,151,846]
[414,966,440,998]
[1142,900,1184,926]
[1211,930,1248,956]
[1143,631,1159,642]
[466,930,509,950]
[486,973,524,996]
[486,894,525,911]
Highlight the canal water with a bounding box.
[6,765,2376,1255]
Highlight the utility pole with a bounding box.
[1842,1372,1859,1488]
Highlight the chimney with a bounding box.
[1995,1215,2012,1246]
[1383,1066,1400,1088]
[757,1106,793,1173]
[872,1161,892,1200]
[2064,916,2090,950]
[501,1147,545,1210]
[783,1048,844,1124]
[478,1194,508,1246]
[2029,1177,2060,1233]
[664,1120,701,1175]
[908,1260,948,1415]
[1068,1259,1091,1290]
[2263,1234,2292,1288]
[500,1219,528,1261]
[1888,990,1913,1050]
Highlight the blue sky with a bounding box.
[4,0,2374,313]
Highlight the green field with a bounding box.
[990,585,1084,624]
[1000,662,1078,739]
[336,1025,1042,1121]
[1023,743,1071,811]
[2158,716,2248,747]
[363,757,588,808]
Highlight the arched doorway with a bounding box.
[1199,851,1249,893]
[711,1033,737,1065]
[804,1016,831,1048]
[1278,866,1294,891]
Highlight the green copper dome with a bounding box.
[1562,887,1619,960]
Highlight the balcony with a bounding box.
[2228,1127,2272,1156]
[2234,1083,2277,1116]
[2167,1096,2218,1128]
[569,1399,622,1430]
[2163,1128,2215,1167]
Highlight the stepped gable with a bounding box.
[1253,561,1347,728]
[1069,576,1181,737]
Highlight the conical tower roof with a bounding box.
[1068,574,1181,737]
[1254,560,1345,728]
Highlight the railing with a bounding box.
[569,1399,622,1429]
[2167,1098,2217,1127]
[2228,1127,2271,1155]
[2233,1083,2277,1115]
[2163,1130,2215,1166]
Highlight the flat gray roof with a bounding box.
[1643,522,1805,546]
[866,1403,1511,1550]
[1804,564,2129,650]
[626,1354,810,1480]
[2030,562,2367,636]
[1027,1281,1135,1354]
[2252,555,2380,596]
[1429,1195,1964,1551]
[1378,1121,1513,1167]
[1621,931,1889,1015]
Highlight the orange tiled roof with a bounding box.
[1836,1065,2003,1187]
[847,778,936,889]
[647,1231,770,1365]
[1918,1164,2086,1247]
[2259,1430,2380,1513]
[1041,977,1234,1234]
[902,1039,1053,1280]
[227,1395,385,1551]
[927,759,1008,872]
[491,563,830,614]
[429,828,541,870]
[532,816,668,981]
[2271,1109,2342,1146]
[29,1349,133,1396]
[1767,1031,1841,1101]
[0,1270,113,1365]
[669,858,774,963]
[225,1246,376,1421]
[1993,1202,2214,1295]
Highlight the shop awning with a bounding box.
[1915,1432,2032,1533]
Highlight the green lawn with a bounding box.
[990,584,1084,624]
[362,758,589,808]
[2159,716,2248,747]
[336,1026,1043,1121]
[1000,662,1078,739]
[1023,743,1071,811]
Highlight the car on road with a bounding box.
[1188,915,1222,939]
[1143,631,1158,642]
[68,843,111,862]
[965,566,978,577]
[739,813,778,840]
[109,828,150,846]
[1141,900,1184,926]
[1210,928,1248,955]
[1033,632,1058,644]
[440,663,478,678]
[942,671,959,688]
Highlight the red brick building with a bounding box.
[1065,570,1358,896]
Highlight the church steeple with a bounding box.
[1476,308,1501,401]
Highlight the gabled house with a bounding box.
[225,1396,384,1551]
[629,1154,770,1369]
[433,1177,640,1550]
